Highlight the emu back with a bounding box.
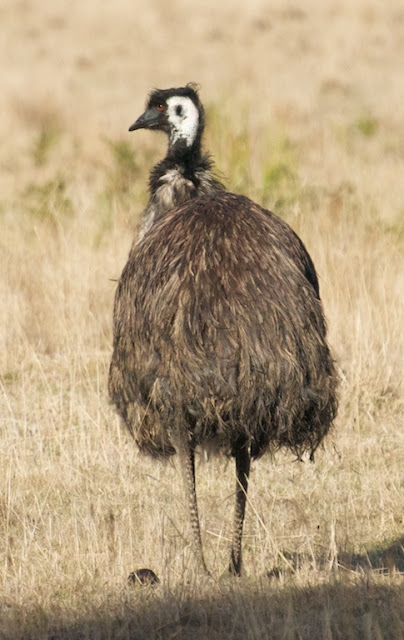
[109,191,337,461]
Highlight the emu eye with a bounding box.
[175,105,183,117]
[156,103,165,112]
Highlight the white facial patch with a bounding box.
[166,96,199,147]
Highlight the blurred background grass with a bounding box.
[0,1,403,638]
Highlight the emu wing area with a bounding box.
[109,192,338,459]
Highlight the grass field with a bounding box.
[0,1,403,638]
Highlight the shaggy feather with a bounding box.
[109,191,337,459]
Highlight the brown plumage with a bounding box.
[109,85,338,576]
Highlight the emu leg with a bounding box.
[174,428,208,574]
[229,445,251,576]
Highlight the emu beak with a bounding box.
[129,108,159,132]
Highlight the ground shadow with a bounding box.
[33,581,404,640]
[339,536,404,574]
[267,536,404,578]
[1,539,403,640]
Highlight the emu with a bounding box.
[109,84,338,576]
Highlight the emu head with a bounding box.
[129,83,204,150]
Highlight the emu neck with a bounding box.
[149,134,208,195]
[166,133,204,172]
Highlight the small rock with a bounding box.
[128,568,160,586]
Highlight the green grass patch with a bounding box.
[31,126,61,167]
[22,174,72,222]
[261,135,301,214]
[355,115,378,138]
[104,138,140,197]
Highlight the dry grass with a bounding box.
[0,1,403,638]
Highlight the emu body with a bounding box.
[109,85,338,576]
